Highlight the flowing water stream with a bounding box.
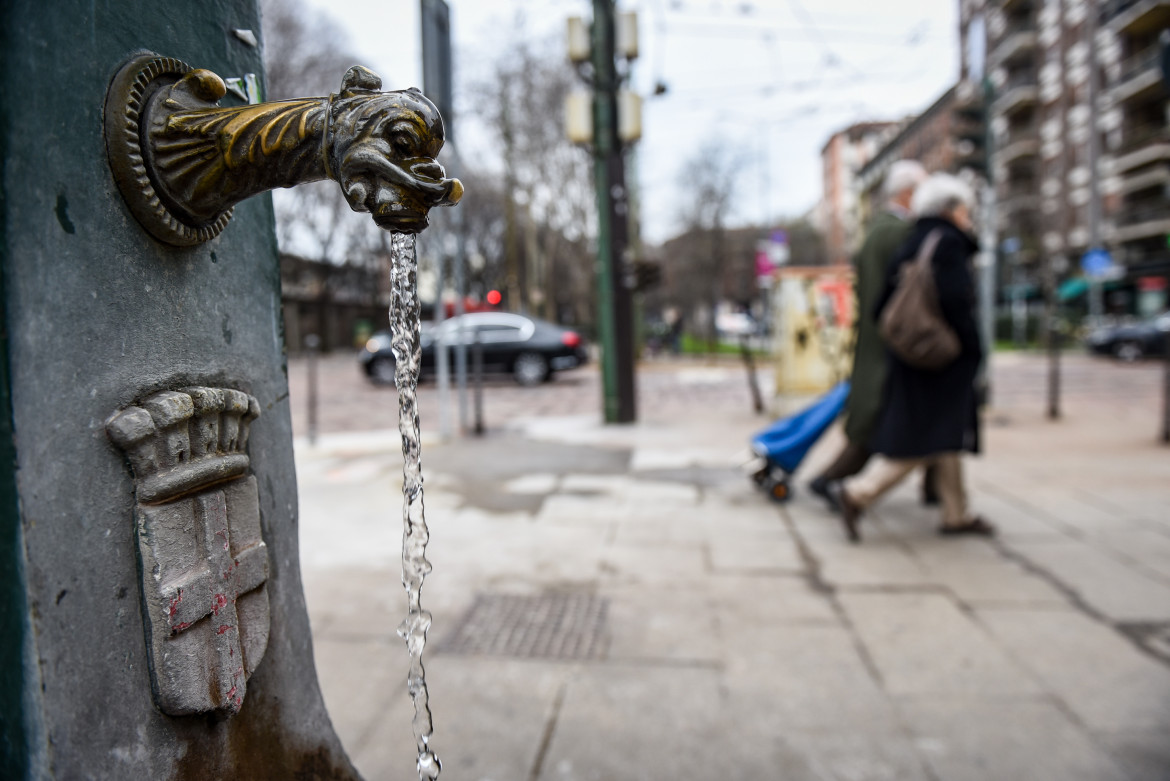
[388,232,440,780]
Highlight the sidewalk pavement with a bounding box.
[297,354,1170,781]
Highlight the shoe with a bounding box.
[938,516,996,537]
[826,481,863,543]
[808,476,835,510]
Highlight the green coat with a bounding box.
[844,210,911,445]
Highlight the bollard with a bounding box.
[473,332,485,436]
[1163,328,1170,445]
[740,333,765,414]
[305,334,321,446]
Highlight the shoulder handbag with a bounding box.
[878,229,961,370]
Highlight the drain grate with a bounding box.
[439,592,609,660]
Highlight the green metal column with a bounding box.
[591,0,636,423]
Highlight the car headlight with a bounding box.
[1086,330,1109,344]
[364,334,392,353]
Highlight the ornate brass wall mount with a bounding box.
[105,54,463,246]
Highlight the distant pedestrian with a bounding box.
[809,160,927,501]
[828,173,994,542]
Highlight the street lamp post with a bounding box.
[569,3,639,423]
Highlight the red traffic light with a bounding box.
[486,289,502,306]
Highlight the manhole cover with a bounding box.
[439,592,609,660]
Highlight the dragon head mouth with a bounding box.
[328,77,462,235]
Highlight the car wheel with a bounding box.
[369,356,397,385]
[1114,341,1143,363]
[512,352,549,386]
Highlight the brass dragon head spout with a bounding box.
[327,68,464,235]
[105,55,463,247]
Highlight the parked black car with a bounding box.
[1085,313,1170,361]
[359,312,589,386]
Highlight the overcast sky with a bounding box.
[298,0,960,244]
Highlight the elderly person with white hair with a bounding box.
[809,159,927,502]
[828,172,993,541]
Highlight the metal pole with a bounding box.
[1012,255,1027,346]
[1087,0,1104,327]
[978,180,997,405]
[452,146,470,435]
[305,333,320,445]
[592,0,636,423]
[434,240,451,439]
[1163,328,1170,444]
[740,333,764,414]
[1047,296,1061,420]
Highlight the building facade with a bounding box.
[962,0,1169,315]
[1102,0,1170,308]
[818,122,899,265]
[854,82,987,226]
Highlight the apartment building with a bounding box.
[1102,0,1170,295]
[817,122,899,265]
[961,0,1170,314]
[854,82,987,227]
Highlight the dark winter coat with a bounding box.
[870,216,983,459]
[843,210,911,445]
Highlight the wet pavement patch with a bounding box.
[437,592,609,660]
[426,435,630,480]
[425,435,629,514]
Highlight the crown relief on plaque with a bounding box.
[107,387,269,717]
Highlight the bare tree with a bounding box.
[468,28,596,322]
[259,0,383,266]
[672,137,746,346]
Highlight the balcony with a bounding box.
[989,22,1039,68]
[1109,46,1164,104]
[1118,163,1170,195]
[998,125,1040,164]
[1113,126,1170,172]
[992,74,1039,117]
[1111,199,1170,243]
[1101,0,1170,35]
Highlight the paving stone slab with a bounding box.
[839,592,1042,697]
[706,528,805,573]
[435,521,609,585]
[313,636,405,757]
[1005,538,1170,622]
[1089,529,1170,583]
[538,665,727,781]
[505,473,560,494]
[959,486,1068,539]
[720,624,901,731]
[897,698,1132,781]
[904,540,1070,605]
[352,656,569,781]
[1097,729,1170,781]
[976,608,1170,734]
[703,574,836,625]
[599,583,722,664]
[597,543,709,584]
[812,544,937,589]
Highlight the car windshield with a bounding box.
[431,313,534,341]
